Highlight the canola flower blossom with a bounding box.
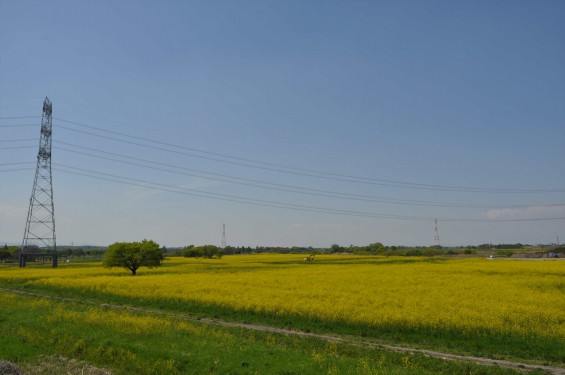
[2,255,564,339]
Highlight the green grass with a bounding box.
[1,258,563,366]
[0,291,528,375]
[18,284,557,365]
[1,256,563,374]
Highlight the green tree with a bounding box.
[58,248,72,257]
[185,245,223,259]
[103,239,164,275]
[183,246,201,258]
[223,245,236,255]
[199,244,223,258]
[367,242,385,254]
[0,250,11,262]
[330,244,343,253]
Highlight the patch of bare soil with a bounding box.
[0,360,24,375]
[21,355,112,375]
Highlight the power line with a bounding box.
[54,117,565,194]
[0,116,40,120]
[54,164,565,223]
[0,138,37,143]
[0,145,36,150]
[53,142,565,210]
[0,167,35,173]
[0,162,36,173]
[0,162,35,166]
[54,164,430,220]
[0,124,38,128]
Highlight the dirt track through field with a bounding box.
[2,287,564,375]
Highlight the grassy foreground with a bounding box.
[1,254,563,373]
[0,291,525,375]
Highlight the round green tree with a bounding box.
[103,239,164,275]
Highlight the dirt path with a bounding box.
[2,287,564,375]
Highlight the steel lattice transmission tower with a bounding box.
[21,97,56,260]
[434,219,441,247]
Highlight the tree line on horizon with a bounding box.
[2,241,562,264]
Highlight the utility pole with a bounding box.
[21,97,57,267]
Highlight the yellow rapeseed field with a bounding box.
[2,255,564,339]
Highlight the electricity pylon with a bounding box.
[434,218,440,247]
[21,97,56,262]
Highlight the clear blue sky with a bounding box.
[1,0,564,248]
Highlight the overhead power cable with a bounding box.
[0,123,38,128]
[0,162,35,166]
[54,164,565,223]
[0,116,39,120]
[55,164,434,221]
[0,145,36,151]
[54,142,565,209]
[54,117,565,194]
[0,138,37,143]
[0,167,35,173]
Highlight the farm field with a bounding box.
[1,254,564,374]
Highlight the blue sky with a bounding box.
[1,0,564,248]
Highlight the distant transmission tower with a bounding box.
[20,97,57,266]
[221,224,226,248]
[434,219,441,247]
